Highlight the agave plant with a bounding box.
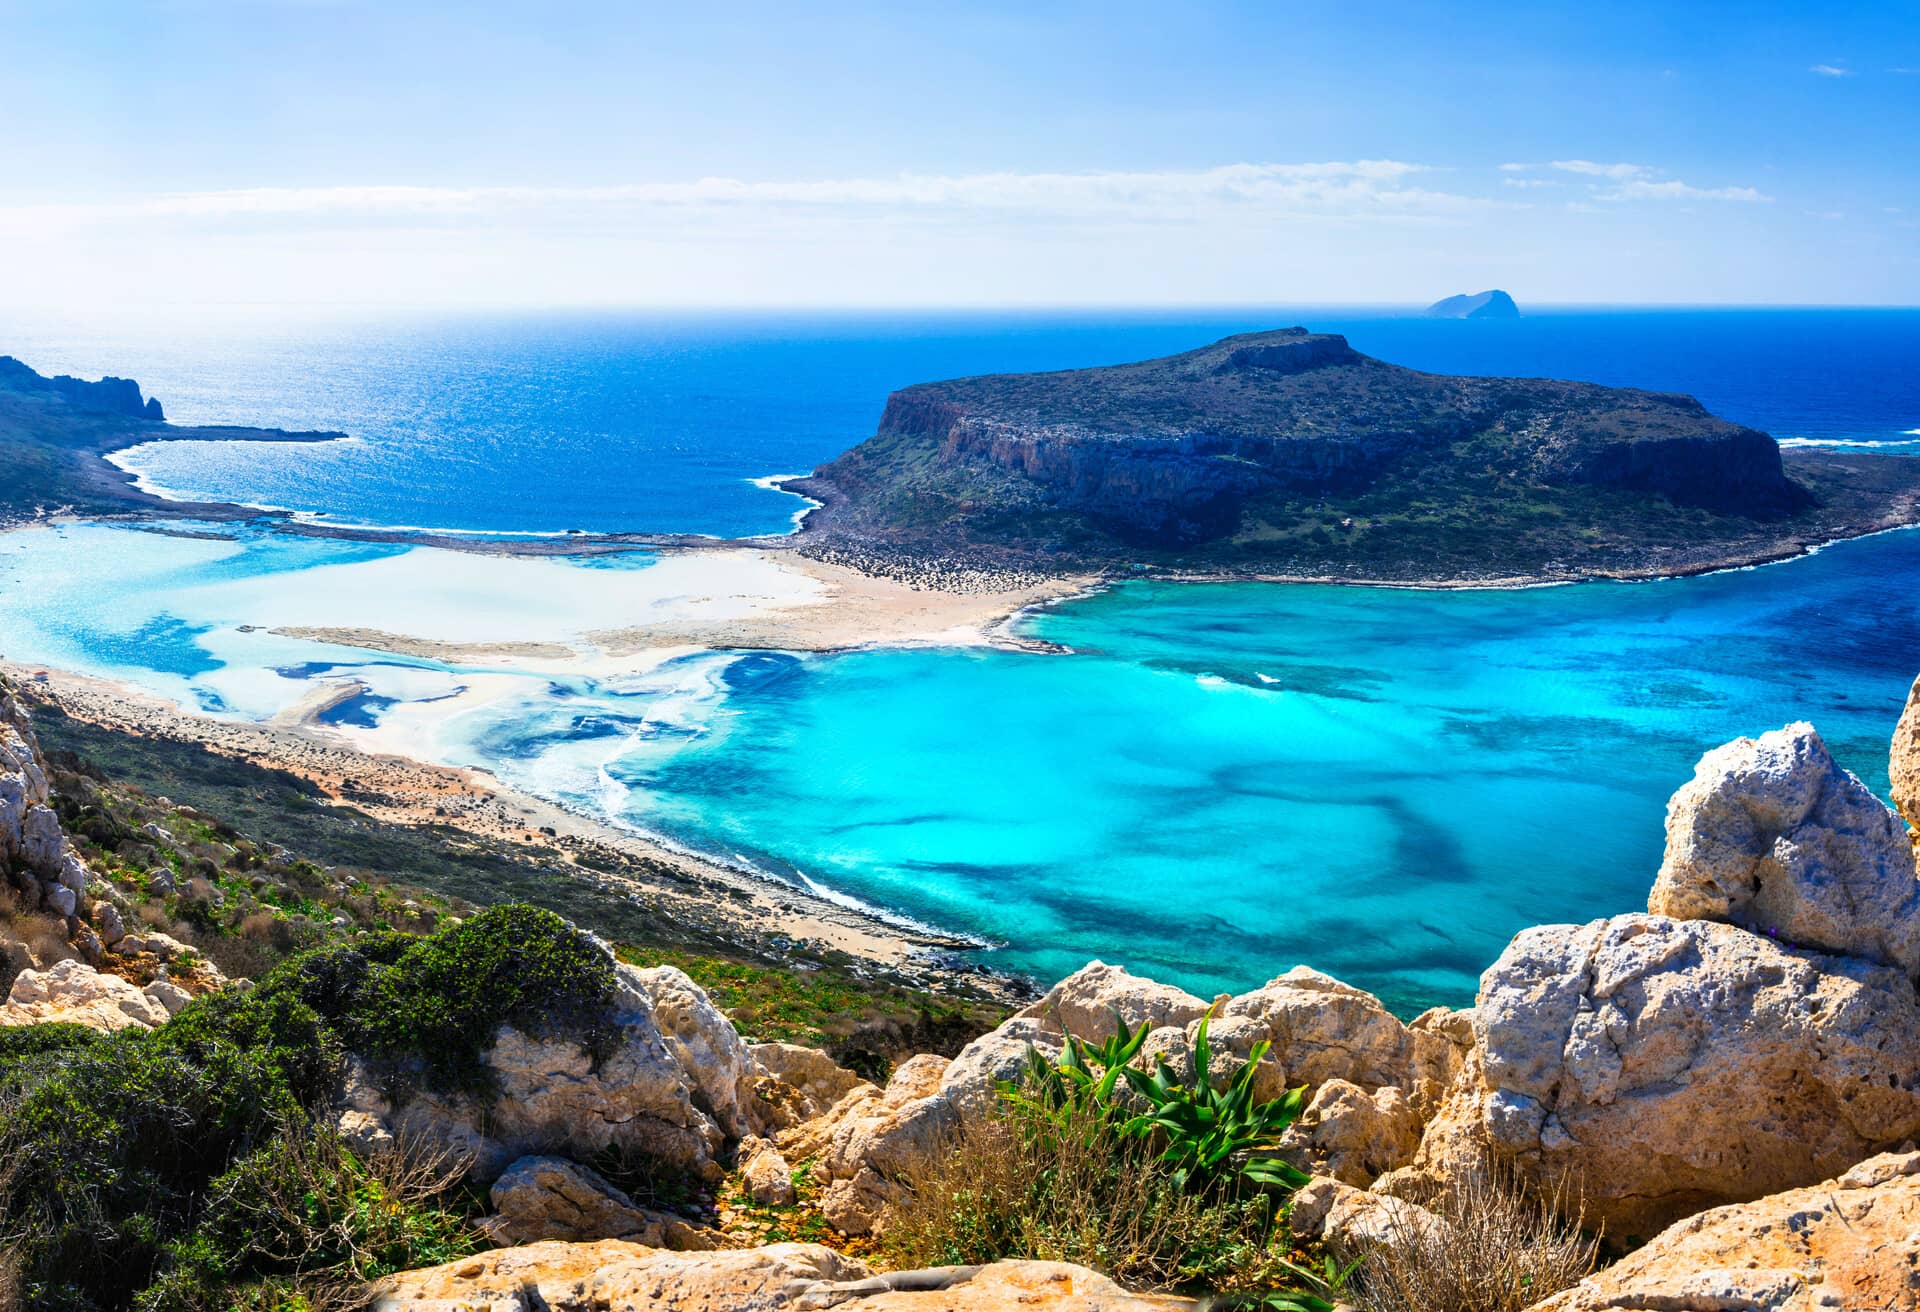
[1119,1014,1311,1194]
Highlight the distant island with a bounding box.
[789,327,1920,582]
[1426,289,1521,319]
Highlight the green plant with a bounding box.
[1012,1010,1310,1196]
[1119,1016,1310,1194]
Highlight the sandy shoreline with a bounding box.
[2,660,1028,1003]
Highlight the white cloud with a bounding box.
[0,161,1487,236]
[1810,63,1852,76]
[1550,160,1652,181]
[1497,162,1529,172]
[1502,177,1558,189]
[1601,179,1771,203]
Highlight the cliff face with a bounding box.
[802,327,1813,558]
[0,355,163,420]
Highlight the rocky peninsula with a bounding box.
[791,328,1920,584]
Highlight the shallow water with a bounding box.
[3,518,1916,1009]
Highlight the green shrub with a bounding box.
[0,904,617,1311]
[140,1126,481,1312]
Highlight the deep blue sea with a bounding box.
[2,307,1918,1009]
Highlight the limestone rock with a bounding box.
[1893,674,1920,835]
[1280,1078,1425,1187]
[749,1041,872,1135]
[739,1136,796,1206]
[1395,914,1920,1239]
[1651,722,1920,974]
[483,1155,718,1250]
[142,978,193,1017]
[1289,1176,1446,1254]
[372,1241,1177,1312]
[1014,960,1209,1039]
[1139,1013,1288,1104]
[1,958,170,1030]
[1222,966,1458,1113]
[818,1054,955,1235]
[337,963,758,1185]
[1528,1150,1920,1312]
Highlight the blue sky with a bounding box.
[2,1,1916,310]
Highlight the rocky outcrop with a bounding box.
[1388,914,1920,1240]
[0,354,161,420]
[1649,722,1920,974]
[337,962,758,1185]
[481,1155,722,1250]
[371,1241,1179,1312]
[1892,673,1920,836]
[1,681,91,920]
[0,958,172,1030]
[1528,1150,1920,1311]
[811,960,1456,1235]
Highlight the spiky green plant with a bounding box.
[1120,1015,1311,1193]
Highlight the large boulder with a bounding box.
[1013,960,1209,1038]
[816,1053,956,1235]
[0,958,171,1031]
[337,962,758,1185]
[371,1240,1178,1311]
[0,682,95,918]
[1893,674,1920,836]
[1221,966,1461,1114]
[1650,722,1920,975]
[1528,1150,1920,1311]
[1388,914,1920,1240]
[482,1155,721,1250]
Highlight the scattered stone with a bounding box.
[739,1136,797,1206]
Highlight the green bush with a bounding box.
[0,904,617,1312]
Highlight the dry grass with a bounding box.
[881,1099,1288,1294]
[1347,1164,1598,1312]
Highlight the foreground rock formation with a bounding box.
[1531,1150,1920,1311]
[372,1241,1181,1312]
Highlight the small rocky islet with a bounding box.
[11,665,1920,1309]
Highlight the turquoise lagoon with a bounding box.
[3,518,1917,1012]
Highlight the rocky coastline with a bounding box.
[12,639,1920,1306]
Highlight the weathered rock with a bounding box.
[482,1155,720,1250]
[1222,966,1458,1113]
[0,957,170,1030]
[337,962,758,1185]
[818,1054,955,1235]
[1893,674,1920,836]
[142,978,193,1017]
[750,1041,873,1135]
[1014,960,1208,1039]
[1528,1150,1920,1312]
[1289,1175,1446,1254]
[91,900,125,946]
[1280,1078,1425,1187]
[739,1136,797,1206]
[1650,722,1920,974]
[1139,1013,1289,1105]
[372,1240,1177,1311]
[1392,914,1920,1239]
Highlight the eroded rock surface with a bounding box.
[0,957,171,1030]
[1650,722,1920,974]
[482,1155,722,1250]
[372,1241,1178,1312]
[337,962,758,1185]
[1529,1150,1920,1312]
[1392,914,1920,1239]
